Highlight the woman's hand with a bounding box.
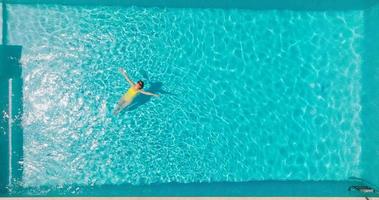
[118,67,135,85]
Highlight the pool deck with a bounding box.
[1,197,378,200]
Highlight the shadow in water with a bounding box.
[126,81,174,112]
[119,69,175,113]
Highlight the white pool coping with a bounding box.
[0,197,378,200]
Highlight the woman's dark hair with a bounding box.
[137,80,144,89]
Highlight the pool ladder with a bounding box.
[348,185,375,193]
[348,185,376,200]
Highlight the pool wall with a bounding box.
[0,5,2,43]
[1,0,23,192]
[1,0,379,197]
[2,0,379,10]
[361,1,379,188]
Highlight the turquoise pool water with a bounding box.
[1,0,379,197]
[7,4,364,186]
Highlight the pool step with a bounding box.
[0,45,23,194]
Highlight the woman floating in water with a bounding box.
[113,68,159,115]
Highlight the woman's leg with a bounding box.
[113,98,131,115]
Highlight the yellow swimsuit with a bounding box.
[123,87,139,102]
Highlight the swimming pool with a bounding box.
[1,0,379,197]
